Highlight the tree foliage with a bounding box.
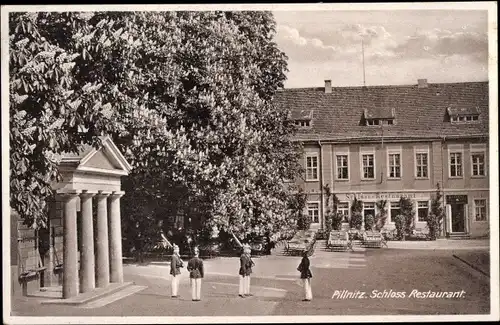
[9,11,302,240]
[293,187,310,231]
[375,199,388,231]
[350,198,363,230]
[394,196,415,240]
[427,183,445,240]
[323,185,341,233]
[364,214,374,231]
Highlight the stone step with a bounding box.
[449,235,472,240]
[41,282,134,306]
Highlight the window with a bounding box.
[294,120,310,127]
[387,119,394,125]
[390,201,400,222]
[363,202,376,219]
[336,155,349,180]
[450,114,480,123]
[449,152,463,177]
[306,155,318,181]
[307,202,320,223]
[362,154,375,179]
[471,153,485,176]
[417,201,429,222]
[388,153,401,178]
[366,119,380,126]
[474,199,487,221]
[337,202,350,223]
[416,153,429,178]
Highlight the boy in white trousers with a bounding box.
[297,248,313,301]
[187,247,204,301]
[170,244,183,298]
[238,244,254,297]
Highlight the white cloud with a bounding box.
[278,25,307,46]
[388,28,488,62]
[276,23,397,63]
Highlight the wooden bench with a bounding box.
[327,230,352,251]
[362,231,387,248]
[285,230,317,256]
[412,228,430,240]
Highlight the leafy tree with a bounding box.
[364,214,375,231]
[10,11,303,242]
[427,183,445,240]
[293,187,310,231]
[9,12,131,228]
[395,196,415,240]
[331,212,344,231]
[400,196,415,235]
[350,197,363,230]
[375,199,388,231]
[394,214,405,241]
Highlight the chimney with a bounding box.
[418,79,428,88]
[325,80,332,94]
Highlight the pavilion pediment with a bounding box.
[59,136,132,177]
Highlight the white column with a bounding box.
[79,191,96,293]
[95,191,111,288]
[109,191,125,283]
[60,190,81,299]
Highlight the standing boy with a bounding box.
[297,248,313,301]
[170,244,183,298]
[238,244,254,297]
[187,246,204,301]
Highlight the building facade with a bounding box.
[276,79,489,238]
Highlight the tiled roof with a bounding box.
[274,81,489,142]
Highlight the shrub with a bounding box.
[399,196,415,238]
[427,183,445,240]
[323,185,340,235]
[350,197,363,230]
[297,212,312,230]
[350,212,363,231]
[375,200,388,231]
[394,214,406,240]
[364,214,375,231]
[331,212,344,231]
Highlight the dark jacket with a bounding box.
[297,256,313,279]
[187,257,204,279]
[239,253,254,276]
[170,254,183,276]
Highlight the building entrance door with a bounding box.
[451,204,465,233]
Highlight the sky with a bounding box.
[272,10,489,88]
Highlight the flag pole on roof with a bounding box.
[362,39,366,87]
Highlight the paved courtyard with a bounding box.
[10,240,491,318]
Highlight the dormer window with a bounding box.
[295,120,311,127]
[365,118,394,126]
[289,109,313,128]
[449,114,479,123]
[448,106,480,124]
[363,107,395,126]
